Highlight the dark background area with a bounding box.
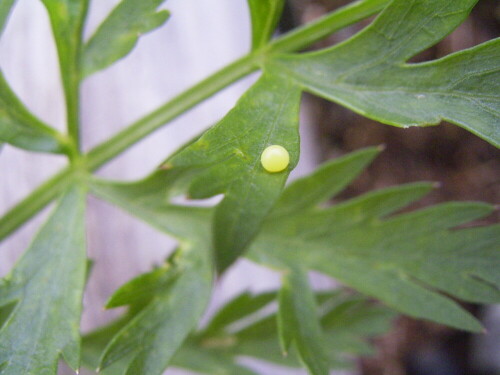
[281,1,500,375]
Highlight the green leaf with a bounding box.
[82,315,133,375]
[98,246,213,375]
[0,302,16,330]
[319,293,396,357]
[82,317,258,375]
[41,0,89,140]
[167,73,302,272]
[89,173,212,241]
[0,185,87,374]
[0,0,15,36]
[249,154,500,332]
[271,146,381,218]
[89,177,214,375]
[201,290,276,337]
[82,0,170,78]
[87,147,405,373]
[224,291,394,370]
[82,288,394,374]
[171,343,259,375]
[0,70,69,153]
[277,267,330,375]
[268,0,500,147]
[191,289,394,371]
[40,0,89,76]
[247,0,285,51]
[105,262,179,309]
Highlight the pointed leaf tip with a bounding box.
[278,267,331,375]
[98,245,213,374]
[272,146,381,218]
[249,148,499,333]
[269,0,500,147]
[83,0,170,77]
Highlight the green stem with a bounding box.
[86,54,257,170]
[43,1,89,155]
[65,73,81,156]
[0,168,74,241]
[1,0,387,241]
[86,0,387,170]
[269,0,388,52]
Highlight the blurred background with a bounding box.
[0,0,498,374]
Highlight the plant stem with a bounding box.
[86,55,257,170]
[44,1,89,155]
[269,0,388,52]
[0,168,74,241]
[65,75,81,155]
[86,0,387,170]
[1,0,387,241]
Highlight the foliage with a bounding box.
[0,185,87,373]
[81,290,396,374]
[82,0,170,78]
[0,0,498,374]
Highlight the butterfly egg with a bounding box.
[261,145,290,173]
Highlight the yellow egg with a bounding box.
[260,145,290,173]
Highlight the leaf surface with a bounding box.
[171,344,259,375]
[0,70,68,153]
[0,185,87,374]
[267,0,500,147]
[183,290,394,372]
[105,262,179,309]
[90,0,499,280]
[82,0,169,78]
[202,290,276,337]
[83,318,129,375]
[0,0,15,36]
[40,0,88,72]
[41,0,88,129]
[83,322,259,375]
[167,73,302,272]
[99,248,212,375]
[247,0,285,50]
[90,172,211,240]
[249,156,500,332]
[277,267,330,375]
[89,177,214,375]
[82,289,394,374]
[205,290,394,370]
[271,146,380,218]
